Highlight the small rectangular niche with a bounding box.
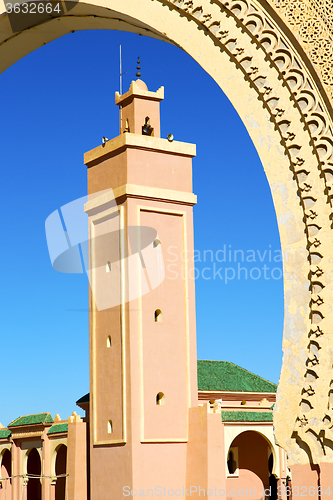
[106,261,111,273]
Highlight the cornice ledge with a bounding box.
[84,184,197,213]
[84,133,196,166]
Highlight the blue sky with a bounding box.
[0,29,283,426]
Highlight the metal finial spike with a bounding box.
[136,57,141,78]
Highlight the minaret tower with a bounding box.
[84,76,198,499]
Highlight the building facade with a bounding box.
[0,79,288,500]
[0,361,288,500]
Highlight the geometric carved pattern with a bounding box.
[271,0,333,102]
[161,0,333,464]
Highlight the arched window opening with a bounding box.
[227,448,237,475]
[156,392,165,405]
[142,116,154,136]
[107,335,112,348]
[1,449,12,495]
[108,420,113,433]
[124,119,130,133]
[1,449,11,477]
[27,448,41,500]
[153,239,161,249]
[55,445,67,500]
[154,309,162,323]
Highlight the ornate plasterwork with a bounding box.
[159,0,333,464]
[310,0,333,35]
[270,0,333,103]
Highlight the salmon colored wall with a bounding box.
[227,470,264,500]
[207,411,225,492]
[125,197,198,414]
[186,405,225,499]
[121,97,161,137]
[88,199,133,499]
[67,420,87,500]
[13,441,20,500]
[42,431,50,500]
[87,148,193,196]
[141,209,188,440]
[89,445,133,500]
[289,463,319,499]
[186,406,209,492]
[131,443,187,492]
[91,210,123,443]
[94,305,123,442]
[87,150,127,194]
[126,149,193,192]
[319,463,333,498]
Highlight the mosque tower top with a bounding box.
[115,78,164,137]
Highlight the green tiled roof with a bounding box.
[222,411,273,422]
[47,423,68,435]
[0,429,11,439]
[9,413,54,427]
[197,360,277,393]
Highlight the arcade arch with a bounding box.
[225,427,278,477]
[0,449,12,500]
[55,444,67,500]
[26,448,41,500]
[226,430,277,500]
[1,0,333,472]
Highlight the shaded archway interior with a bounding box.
[226,430,279,500]
[55,445,67,500]
[27,448,41,500]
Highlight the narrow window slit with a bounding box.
[156,392,165,405]
[155,309,162,322]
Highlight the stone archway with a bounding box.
[1,0,333,481]
[27,448,41,500]
[55,444,67,500]
[226,430,274,500]
[0,449,12,500]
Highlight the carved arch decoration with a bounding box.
[1,0,333,467]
